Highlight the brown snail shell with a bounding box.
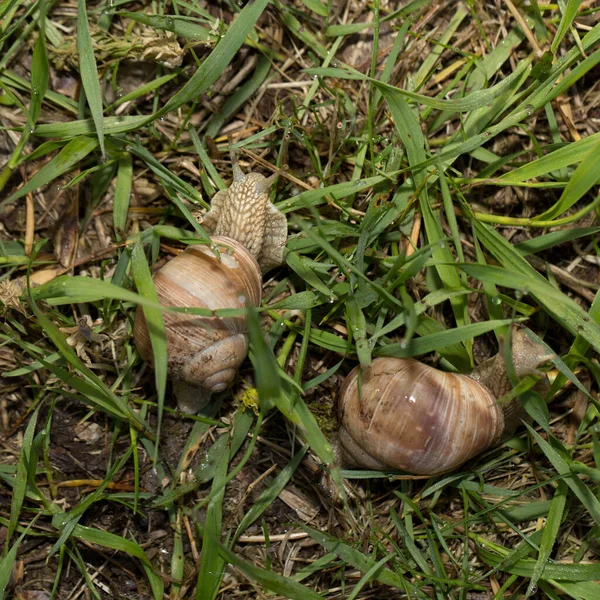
[133,236,262,412]
[337,358,506,475]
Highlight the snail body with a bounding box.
[337,329,552,475]
[134,148,287,412]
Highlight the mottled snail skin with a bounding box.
[337,329,552,475]
[134,150,287,413]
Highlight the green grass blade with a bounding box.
[526,480,568,596]
[113,153,132,237]
[6,406,39,550]
[498,132,600,183]
[551,0,582,53]
[131,241,166,460]
[158,0,270,118]
[76,0,105,157]
[3,136,98,205]
[376,319,515,358]
[72,525,164,599]
[534,138,600,221]
[197,432,230,600]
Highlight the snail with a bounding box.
[336,328,553,475]
[134,148,287,413]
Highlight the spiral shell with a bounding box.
[337,357,505,475]
[134,236,262,406]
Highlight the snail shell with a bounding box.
[133,236,262,412]
[337,358,505,475]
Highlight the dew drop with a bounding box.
[439,242,445,249]
[492,296,502,305]
[524,104,535,116]
[583,315,590,322]
[483,131,491,138]
[328,296,335,304]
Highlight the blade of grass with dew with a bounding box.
[108,72,179,110]
[346,296,371,367]
[113,153,132,236]
[197,430,230,600]
[76,0,105,157]
[72,524,164,599]
[551,0,582,53]
[376,319,516,358]
[16,140,67,166]
[2,70,78,113]
[515,227,600,255]
[0,4,49,193]
[128,143,204,206]
[118,11,213,42]
[286,252,339,300]
[169,508,184,599]
[157,0,269,118]
[307,61,528,112]
[131,241,166,462]
[5,406,39,551]
[526,480,568,597]
[268,290,326,310]
[534,138,600,221]
[301,0,328,17]
[498,133,600,184]
[477,541,600,583]
[457,262,600,353]
[3,136,98,205]
[413,5,467,90]
[277,175,388,213]
[232,444,308,545]
[34,114,150,138]
[30,275,217,315]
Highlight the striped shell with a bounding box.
[337,357,505,475]
[134,236,262,410]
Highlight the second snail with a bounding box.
[336,328,554,475]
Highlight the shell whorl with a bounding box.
[337,358,505,475]
[133,236,262,389]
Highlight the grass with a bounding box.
[1,0,600,598]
